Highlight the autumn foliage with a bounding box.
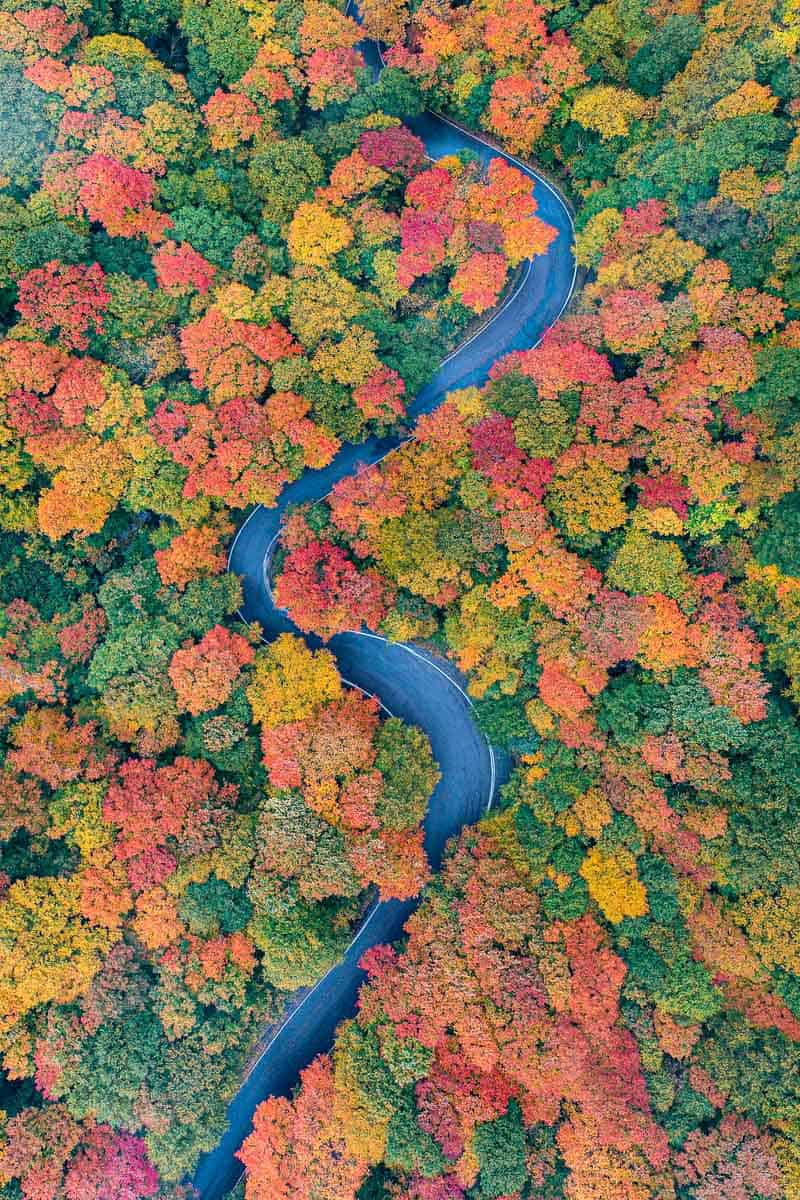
[247,635,437,904]
[2,0,800,1196]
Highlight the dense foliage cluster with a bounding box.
[0,1,555,537]
[0,0,478,1189]
[0,612,438,1192]
[360,0,587,154]
[254,0,800,1197]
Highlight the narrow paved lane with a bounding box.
[192,26,576,1199]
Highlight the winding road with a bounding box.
[191,22,576,1199]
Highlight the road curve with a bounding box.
[192,29,576,1200]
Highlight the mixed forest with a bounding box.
[0,0,799,1198]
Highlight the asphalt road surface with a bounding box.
[191,23,576,1199]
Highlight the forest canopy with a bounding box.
[1,0,800,1198]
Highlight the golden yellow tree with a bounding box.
[247,633,342,727]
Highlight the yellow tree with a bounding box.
[247,633,342,727]
[313,328,383,389]
[0,877,114,1028]
[357,0,409,43]
[572,85,648,140]
[287,202,354,268]
[580,847,648,925]
[289,272,363,348]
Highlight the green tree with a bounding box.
[473,1100,528,1199]
[0,56,57,194]
[169,204,252,268]
[247,883,353,990]
[628,15,703,97]
[384,1088,446,1177]
[248,139,326,227]
[116,0,181,41]
[179,876,253,936]
[373,719,439,831]
[180,0,258,93]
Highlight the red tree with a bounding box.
[16,261,110,351]
[168,625,255,716]
[274,539,394,639]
